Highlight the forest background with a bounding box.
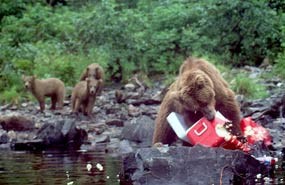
[1,0,285,104]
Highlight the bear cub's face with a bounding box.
[177,70,216,120]
[22,75,35,90]
[87,78,99,95]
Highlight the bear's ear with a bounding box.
[85,77,90,83]
[21,75,26,80]
[96,79,102,91]
[195,75,205,89]
[32,75,37,80]
[95,67,101,79]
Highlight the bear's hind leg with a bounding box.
[57,91,64,110]
[50,95,57,110]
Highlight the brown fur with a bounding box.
[152,57,242,145]
[71,78,102,116]
[79,63,104,95]
[22,75,65,112]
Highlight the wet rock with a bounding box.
[0,133,9,144]
[128,104,141,117]
[128,98,161,106]
[0,115,35,131]
[120,145,267,185]
[106,119,124,127]
[12,139,45,151]
[118,140,135,154]
[121,116,154,147]
[13,119,87,150]
[94,135,110,143]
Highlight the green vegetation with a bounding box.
[231,74,268,99]
[0,0,284,103]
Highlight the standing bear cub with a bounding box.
[71,78,103,116]
[22,75,65,112]
[153,57,242,145]
[80,63,104,95]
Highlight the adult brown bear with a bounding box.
[152,57,242,145]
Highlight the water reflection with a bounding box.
[0,148,121,185]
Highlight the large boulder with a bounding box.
[121,116,154,147]
[12,119,87,150]
[0,115,35,131]
[120,145,268,185]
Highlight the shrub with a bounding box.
[273,52,285,79]
[231,73,268,99]
[0,86,20,105]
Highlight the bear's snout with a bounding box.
[201,106,216,121]
[25,83,29,89]
[90,89,96,95]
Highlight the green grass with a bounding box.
[231,73,268,99]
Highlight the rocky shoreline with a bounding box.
[0,66,284,184]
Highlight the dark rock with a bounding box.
[120,145,268,185]
[106,119,124,127]
[0,133,9,144]
[0,115,35,131]
[11,139,45,151]
[129,98,161,106]
[13,119,87,150]
[121,116,154,147]
[36,120,65,145]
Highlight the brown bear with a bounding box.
[71,78,102,116]
[152,57,242,145]
[79,63,104,95]
[22,75,65,112]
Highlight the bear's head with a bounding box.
[176,70,216,120]
[86,78,101,95]
[22,75,36,90]
[86,65,102,80]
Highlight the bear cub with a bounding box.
[71,78,102,116]
[152,57,242,145]
[80,63,104,95]
[22,75,65,112]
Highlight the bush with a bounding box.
[0,0,284,104]
[198,0,282,66]
[0,86,21,105]
[231,73,268,99]
[273,52,285,79]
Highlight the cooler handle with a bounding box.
[194,122,208,136]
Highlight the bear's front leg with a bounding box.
[153,96,178,145]
[39,100,45,112]
[85,100,95,117]
[73,99,81,114]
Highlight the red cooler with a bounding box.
[186,113,228,147]
[167,111,250,152]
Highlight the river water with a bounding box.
[0,148,121,185]
[0,146,284,185]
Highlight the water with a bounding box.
[0,148,121,185]
[0,146,284,185]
